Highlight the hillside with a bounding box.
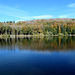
[0,18,75,36]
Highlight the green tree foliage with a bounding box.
[0,19,75,35]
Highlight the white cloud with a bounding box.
[0,4,53,21]
[14,15,53,22]
[58,15,68,18]
[31,15,53,19]
[67,3,75,7]
[13,15,53,20]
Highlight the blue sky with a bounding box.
[0,0,75,22]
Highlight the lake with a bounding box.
[0,36,75,75]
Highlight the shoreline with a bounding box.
[0,35,75,38]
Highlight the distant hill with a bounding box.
[0,18,75,36]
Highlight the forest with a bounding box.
[0,18,75,36]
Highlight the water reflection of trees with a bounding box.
[0,36,75,52]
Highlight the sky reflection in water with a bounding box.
[0,36,75,75]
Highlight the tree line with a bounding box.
[0,18,75,36]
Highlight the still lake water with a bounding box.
[0,36,75,75]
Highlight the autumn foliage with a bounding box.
[0,18,75,35]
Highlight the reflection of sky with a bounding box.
[0,48,75,75]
